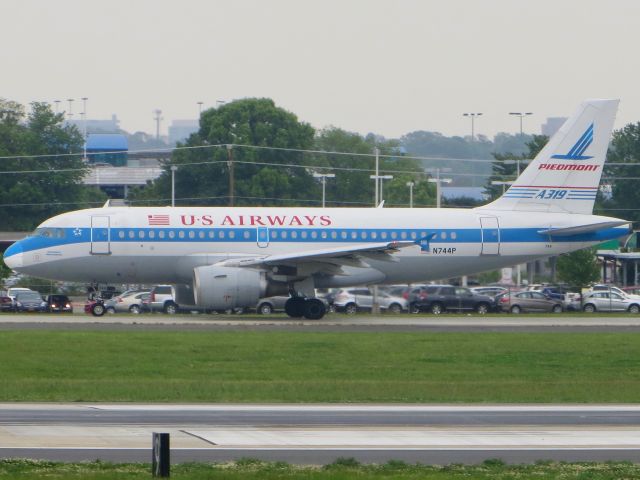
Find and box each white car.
[582,291,640,313]
[105,291,151,314]
[333,287,408,314]
[590,285,640,300]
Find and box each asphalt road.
[1,313,640,332]
[1,404,640,464]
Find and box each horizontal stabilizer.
[538,221,629,236]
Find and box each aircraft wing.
[537,221,630,236]
[218,241,415,269]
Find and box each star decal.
[73,228,82,237]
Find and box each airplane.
[3,99,630,319]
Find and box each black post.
[152,432,170,477]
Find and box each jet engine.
[193,265,286,310]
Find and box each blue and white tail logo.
[481,99,619,215]
[550,123,594,160]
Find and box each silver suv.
[333,287,408,314]
[149,285,178,314]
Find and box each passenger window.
[118,231,125,239]
[129,231,135,239]
[272,230,278,239]
[159,231,165,239]
[243,231,250,239]
[149,231,156,239]
[229,231,235,239]
[139,231,145,239]
[198,231,205,239]
[178,231,185,239]
[188,231,195,239]
[168,231,175,239]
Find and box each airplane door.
[480,217,500,255]
[91,216,111,255]
[257,227,269,248]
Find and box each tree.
[556,247,600,288]
[604,123,640,223]
[129,98,317,207]
[484,135,548,200]
[311,127,435,207]
[0,100,105,230]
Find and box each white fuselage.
[3,206,628,286]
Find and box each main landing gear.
[284,297,327,320]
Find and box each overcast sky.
[2,0,639,139]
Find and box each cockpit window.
[31,227,65,239]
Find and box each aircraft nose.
[3,241,23,270]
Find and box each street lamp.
[81,97,88,161]
[67,98,74,119]
[54,100,61,114]
[509,112,533,135]
[370,174,393,204]
[406,181,415,208]
[216,100,226,108]
[197,101,204,115]
[427,170,452,208]
[170,165,178,207]
[313,172,335,208]
[462,112,483,140]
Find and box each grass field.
[1,330,640,402]
[2,459,640,479]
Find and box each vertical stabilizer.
[483,99,618,214]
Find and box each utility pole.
[227,144,234,206]
[153,109,163,141]
[67,98,74,119]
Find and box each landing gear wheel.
[303,298,326,320]
[285,297,306,318]
[91,303,105,317]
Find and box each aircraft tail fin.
[483,99,619,214]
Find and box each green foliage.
[1,331,640,403]
[484,135,548,200]
[556,247,600,288]
[130,98,316,207]
[477,270,501,284]
[0,99,105,230]
[0,258,11,281]
[2,458,640,480]
[603,123,640,223]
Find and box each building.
[67,115,120,133]
[541,117,567,137]
[86,134,128,167]
[168,120,199,145]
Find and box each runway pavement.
[1,404,640,464]
[1,312,640,332]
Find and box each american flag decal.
[148,214,170,225]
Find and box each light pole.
[509,112,533,135]
[427,170,452,208]
[406,181,415,208]
[463,112,483,140]
[197,101,204,116]
[153,109,163,141]
[67,98,74,119]
[170,165,178,207]
[54,100,61,114]
[216,100,226,108]
[370,174,393,204]
[81,97,88,161]
[313,172,335,208]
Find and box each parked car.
[7,287,34,299]
[148,285,178,314]
[590,284,640,300]
[411,285,496,314]
[14,291,47,312]
[582,291,640,313]
[470,286,509,298]
[105,291,151,314]
[497,291,563,313]
[333,287,408,314]
[45,294,73,313]
[255,296,288,315]
[0,296,15,312]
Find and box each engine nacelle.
[193,265,272,310]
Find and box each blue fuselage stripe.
[7,225,626,257]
